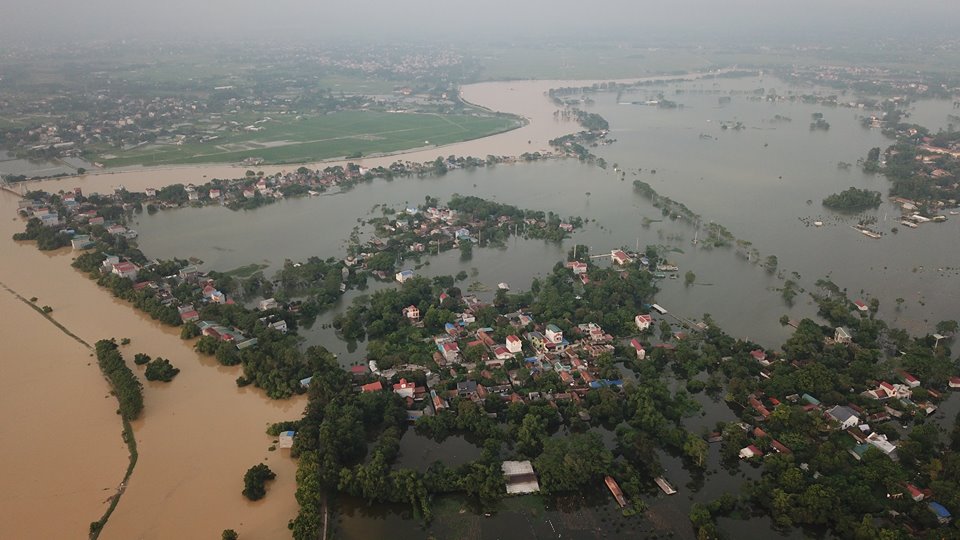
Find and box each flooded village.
[3,34,960,540]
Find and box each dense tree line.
[95,340,143,421]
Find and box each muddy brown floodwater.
[0,289,127,539]
[0,189,305,539]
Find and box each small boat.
[497,282,509,290]
[605,476,627,508]
[655,476,677,495]
[949,211,958,215]
[813,221,823,227]
[900,220,918,229]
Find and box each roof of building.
[361,381,383,393]
[827,405,858,423]
[929,502,952,518]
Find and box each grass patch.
[93,110,520,168]
[222,263,270,278]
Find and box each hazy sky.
[3,0,959,44]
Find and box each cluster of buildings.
[342,286,663,423]
[360,202,577,270]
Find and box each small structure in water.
[278,431,295,449]
[502,461,540,495]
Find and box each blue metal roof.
[929,502,952,518]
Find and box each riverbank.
[22,71,725,196]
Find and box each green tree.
[535,433,612,494]
[242,463,276,501]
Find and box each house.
[89,216,105,226]
[178,265,199,280]
[209,188,221,199]
[70,234,94,250]
[278,431,295,449]
[750,349,768,365]
[629,338,646,360]
[949,377,960,389]
[502,460,540,495]
[393,378,416,399]
[455,227,471,240]
[361,381,383,393]
[898,370,920,388]
[258,298,279,311]
[505,335,523,354]
[395,270,414,283]
[145,187,157,198]
[611,250,632,265]
[826,405,860,429]
[349,365,369,379]
[835,326,852,343]
[770,440,792,455]
[269,320,288,333]
[568,261,588,275]
[635,314,653,331]
[749,396,771,419]
[494,346,514,361]
[402,305,420,320]
[111,261,139,280]
[866,432,897,458]
[906,483,925,502]
[457,380,478,398]
[545,324,563,344]
[739,445,764,459]
[431,389,447,412]
[440,341,460,363]
[854,299,869,312]
[929,502,952,524]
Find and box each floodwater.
[0,289,127,539]
[0,189,305,539]
[5,73,960,538]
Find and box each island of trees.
[822,187,882,211]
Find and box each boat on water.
[604,476,627,508]
[654,476,677,495]
[950,211,959,215]
[851,225,881,239]
[900,220,918,229]
[814,221,823,227]
[498,282,509,290]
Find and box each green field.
[94,111,520,167]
